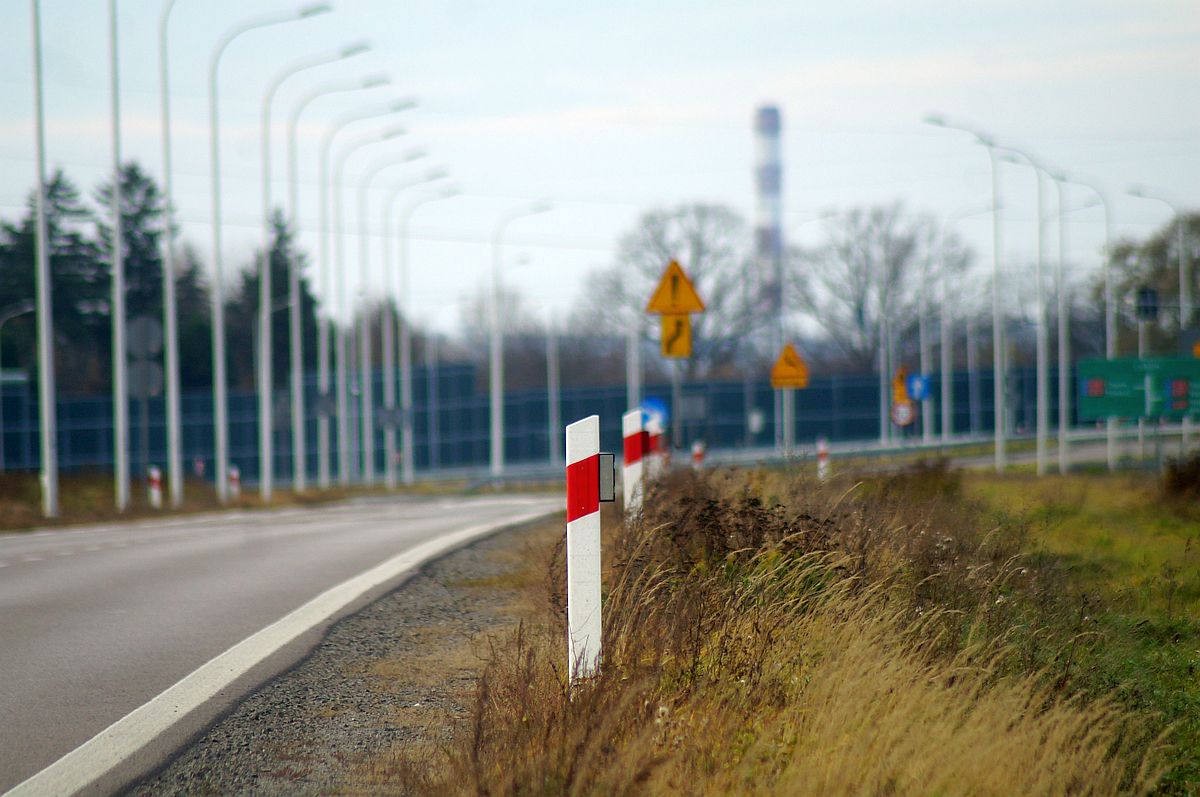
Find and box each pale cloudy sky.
[0,0,1196,334]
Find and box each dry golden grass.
[373,465,1163,796]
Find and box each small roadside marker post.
[816,437,831,482]
[147,465,163,509]
[228,464,240,500]
[621,409,644,513]
[646,416,663,479]
[565,415,615,679]
[691,440,705,470]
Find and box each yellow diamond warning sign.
[646,260,705,315]
[660,314,692,358]
[771,343,809,389]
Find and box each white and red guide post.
[565,415,603,678]
[817,436,831,482]
[621,409,645,512]
[645,416,663,479]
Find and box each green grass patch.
[965,472,1200,794]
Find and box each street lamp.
[490,201,553,479]
[1057,171,1116,471]
[1128,184,1192,450]
[286,75,389,492]
[158,0,183,507]
[258,41,370,503]
[208,3,331,503]
[331,124,409,485]
[109,0,130,510]
[316,101,414,487]
[925,114,1008,473]
[389,178,455,487]
[998,148,1054,475]
[938,204,995,444]
[354,150,428,486]
[28,0,57,517]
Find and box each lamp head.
[389,99,418,112]
[1127,185,1146,198]
[402,148,428,162]
[361,74,389,89]
[380,124,406,140]
[529,199,553,214]
[339,41,370,59]
[923,113,946,127]
[424,168,450,182]
[297,3,332,19]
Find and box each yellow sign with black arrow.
[771,343,809,389]
[661,314,692,358]
[646,259,705,359]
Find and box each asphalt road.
[0,494,559,793]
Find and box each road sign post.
[771,343,809,456]
[646,260,705,453]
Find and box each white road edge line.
[4,507,556,797]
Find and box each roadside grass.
[374,465,1172,795]
[0,470,480,532]
[963,470,1200,795]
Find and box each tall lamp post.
[1058,172,1116,471]
[925,114,1008,473]
[29,0,58,517]
[158,0,184,507]
[390,179,455,487]
[331,125,409,485]
[938,204,995,444]
[490,201,552,479]
[109,0,130,510]
[286,74,389,493]
[208,3,331,502]
[317,103,413,487]
[1128,185,1192,449]
[998,147,1054,475]
[258,42,369,503]
[354,151,427,486]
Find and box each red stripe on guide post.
[623,433,643,464]
[566,454,599,523]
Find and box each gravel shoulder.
[125,514,561,796]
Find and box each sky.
[0,0,1197,336]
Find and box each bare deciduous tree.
[790,201,973,371]
[574,203,767,378]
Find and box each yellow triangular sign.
[646,260,705,314]
[771,343,809,389]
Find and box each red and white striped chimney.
[565,415,602,678]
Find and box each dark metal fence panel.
[0,363,1063,478]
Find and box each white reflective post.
[565,415,601,679]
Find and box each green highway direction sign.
[1078,357,1200,421]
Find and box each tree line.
[0,163,323,396]
[2,167,1195,399]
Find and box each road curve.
[0,494,559,794]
